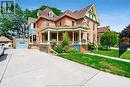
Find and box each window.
[41,33,44,42]
[33,35,36,42]
[72,21,76,26]
[93,15,96,21]
[60,21,62,26]
[48,11,54,17]
[30,36,32,42]
[87,20,89,25]
[87,33,89,40]
[93,23,95,30]
[46,20,50,27]
[33,23,36,28]
[93,34,96,42]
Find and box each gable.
[84,5,99,23]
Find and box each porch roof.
[38,24,89,33]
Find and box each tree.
[0,3,28,39]
[0,3,62,39]
[0,17,14,39]
[11,14,27,38]
[24,9,32,20]
[23,5,62,19]
[62,32,69,47]
[120,24,130,39]
[100,31,118,50]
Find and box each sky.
[15,0,130,32]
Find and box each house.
[0,36,12,48]
[28,17,37,49]
[97,26,110,44]
[28,4,100,53]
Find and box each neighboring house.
[0,36,12,47]
[28,17,37,48]
[28,4,100,52]
[97,26,110,44]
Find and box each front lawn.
[93,49,119,57]
[121,50,130,59]
[59,53,130,78]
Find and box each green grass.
[93,49,119,57]
[121,50,130,59]
[59,53,130,78]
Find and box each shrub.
[62,32,69,47]
[98,45,107,50]
[54,45,78,54]
[63,46,78,53]
[88,42,95,51]
[51,40,57,48]
[67,47,78,53]
[54,46,65,53]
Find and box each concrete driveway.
[0,49,130,87]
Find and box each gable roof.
[98,26,110,33]
[0,36,11,42]
[38,7,56,17]
[73,4,93,19]
[35,4,99,23]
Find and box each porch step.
[31,46,38,49]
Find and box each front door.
[33,35,36,44]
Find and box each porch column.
[47,30,50,45]
[41,33,44,43]
[57,31,59,44]
[79,30,81,45]
[72,31,74,44]
[86,32,88,44]
[40,33,42,43]
[32,35,33,43]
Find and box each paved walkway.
[0,49,130,87]
[87,53,130,63]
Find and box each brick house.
[28,4,100,52]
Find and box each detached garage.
[0,36,12,48]
[14,38,28,49]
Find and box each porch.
[39,29,88,45]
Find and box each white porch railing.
[40,41,88,45]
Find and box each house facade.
[28,4,100,52]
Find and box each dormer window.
[48,11,54,17]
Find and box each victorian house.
[28,4,100,52]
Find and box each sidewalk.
[87,53,130,63]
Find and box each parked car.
[0,43,4,56]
